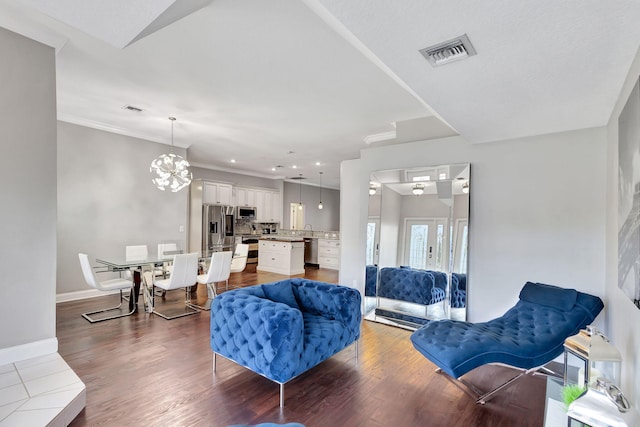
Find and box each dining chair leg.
[186,282,215,311]
[81,289,137,323]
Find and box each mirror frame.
[364,163,470,329]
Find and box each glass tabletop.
[95,255,173,269]
[95,246,234,269]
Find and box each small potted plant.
[562,384,587,410]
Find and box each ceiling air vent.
[122,105,143,112]
[419,34,476,67]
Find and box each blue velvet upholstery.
[210,278,361,384]
[378,267,447,305]
[262,281,300,310]
[450,273,467,308]
[410,282,604,379]
[365,265,378,297]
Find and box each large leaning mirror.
[364,163,470,329]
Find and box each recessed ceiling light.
[292,165,297,169]
[230,159,236,163]
[315,161,321,166]
[271,167,276,171]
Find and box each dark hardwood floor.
[57,264,546,427]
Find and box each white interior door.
[290,203,305,230]
[452,219,468,274]
[366,217,380,265]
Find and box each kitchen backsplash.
[235,219,278,235]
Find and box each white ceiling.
[2,0,640,189]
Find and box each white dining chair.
[230,243,249,274]
[125,245,148,261]
[156,243,179,277]
[189,251,233,310]
[78,253,135,323]
[150,252,200,319]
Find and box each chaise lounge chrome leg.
[213,353,217,372]
[471,371,527,404]
[82,289,137,323]
[436,366,540,405]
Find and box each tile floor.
[0,353,85,426]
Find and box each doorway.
[290,203,305,230]
[402,218,448,271]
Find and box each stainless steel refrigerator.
[202,204,235,252]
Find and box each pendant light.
[150,117,192,192]
[298,174,303,210]
[412,183,425,196]
[318,171,324,210]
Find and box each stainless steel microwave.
[237,206,257,219]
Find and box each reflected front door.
[403,218,447,271]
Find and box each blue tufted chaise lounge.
[210,278,361,407]
[411,281,603,404]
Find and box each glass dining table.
[95,246,234,312]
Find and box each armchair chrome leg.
[213,353,217,372]
[279,383,284,408]
[355,339,359,363]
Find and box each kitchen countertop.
[259,236,304,242]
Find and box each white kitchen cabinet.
[260,190,281,223]
[257,239,304,275]
[203,182,233,205]
[236,187,282,224]
[236,187,257,207]
[318,239,340,270]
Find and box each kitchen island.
[256,237,305,276]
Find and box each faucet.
[304,224,313,231]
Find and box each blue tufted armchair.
[210,278,361,407]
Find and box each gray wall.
[0,28,57,352]
[341,127,606,326]
[57,122,188,295]
[283,181,340,231]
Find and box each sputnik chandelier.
[150,117,192,192]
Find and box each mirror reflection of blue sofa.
[365,265,378,297]
[210,278,361,407]
[375,266,448,325]
[450,273,466,308]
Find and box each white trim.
[0,338,58,366]
[56,288,120,303]
[364,131,397,145]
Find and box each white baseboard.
[56,288,119,303]
[0,338,58,366]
